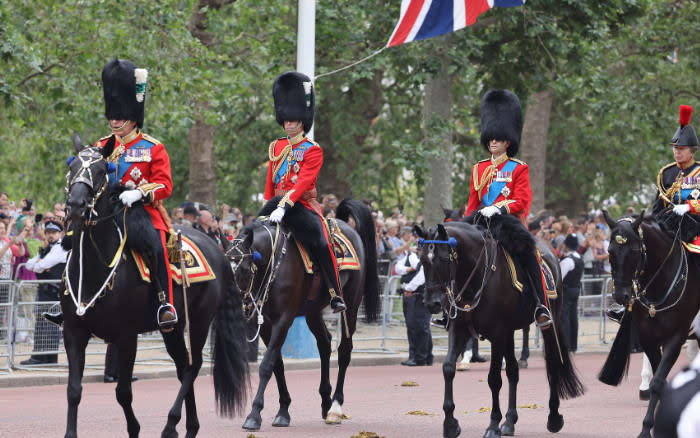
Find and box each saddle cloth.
[503,249,558,299]
[296,226,361,275]
[132,235,216,285]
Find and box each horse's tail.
[541,308,585,399]
[212,282,250,417]
[337,198,380,323]
[598,311,633,386]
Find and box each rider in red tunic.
[98,59,177,330]
[466,89,551,328]
[261,72,346,313]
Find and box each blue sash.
[109,138,154,184]
[274,141,312,184]
[482,160,518,206]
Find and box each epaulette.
[510,158,527,165]
[477,158,490,163]
[141,132,161,145]
[657,162,678,192]
[95,134,112,147]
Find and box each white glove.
[119,189,143,207]
[673,204,691,216]
[269,207,286,223]
[480,206,501,218]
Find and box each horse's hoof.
[272,414,290,427]
[483,428,501,438]
[242,415,261,431]
[518,359,528,369]
[639,389,650,401]
[443,419,461,438]
[160,429,178,438]
[456,362,470,371]
[500,423,515,436]
[547,413,564,433]
[325,412,343,424]
[636,431,652,438]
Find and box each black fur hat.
[480,89,523,157]
[102,59,148,129]
[671,105,699,147]
[273,72,315,134]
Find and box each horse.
[442,207,536,368]
[61,134,249,438]
[416,221,584,438]
[598,211,700,438]
[230,198,379,431]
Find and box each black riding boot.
[312,243,346,313]
[154,249,178,332]
[42,310,64,327]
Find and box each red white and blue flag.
[387,0,526,47]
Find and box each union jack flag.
[387,0,526,47]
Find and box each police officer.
[20,219,67,365]
[559,233,584,352]
[262,71,345,312]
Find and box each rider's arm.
[264,158,275,201]
[465,163,480,217]
[495,163,532,216]
[279,145,322,208]
[138,143,172,203]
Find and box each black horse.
[231,198,379,431]
[599,211,700,438]
[61,136,249,438]
[416,221,583,438]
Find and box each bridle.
[66,148,110,220]
[614,216,688,317]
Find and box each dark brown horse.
[416,221,583,438]
[599,211,700,438]
[231,198,379,431]
[62,137,249,438]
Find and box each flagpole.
[297,0,316,140]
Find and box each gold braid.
[476,164,497,201]
[269,140,292,180]
[664,173,684,205]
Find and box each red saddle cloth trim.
[132,235,216,285]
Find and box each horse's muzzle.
[612,283,632,306]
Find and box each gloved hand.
[673,204,691,216]
[269,207,286,223]
[480,206,501,218]
[119,189,143,207]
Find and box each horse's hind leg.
[243,316,294,431]
[484,337,505,438]
[443,320,469,438]
[638,333,684,438]
[63,327,90,438]
[519,325,530,368]
[305,310,333,421]
[500,331,519,436]
[115,338,141,438]
[328,306,358,424]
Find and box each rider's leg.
[312,216,345,312]
[519,254,552,329]
[155,230,177,330]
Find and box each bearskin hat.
[273,71,315,134]
[102,59,148,129]
[671,105,699,147]
[480,89,523,157]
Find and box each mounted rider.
[99,59,177,330]
[261,71,346,313]
[465,89,552,328]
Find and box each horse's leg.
[637,334,683,438]
[484,336,506,438]
[519,325,530,368]
[500,331,519,436]
[443,321,469,438]
[328,305,358,424]
[63,327,90,438]
[305,310,333,421]
[114,337,141,438]
[251,319,291,428]
[182,324,208,438]
[160,330,201,438]
[243,315,294,431]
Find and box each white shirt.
[25,240,68,273]
[395,251,425,292]
[560,251,581,280]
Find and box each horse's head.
[415,223,457,315]
[603,209,645,306]
[65,133,114,223]
[229,224,266,294]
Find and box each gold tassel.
[166,230,181,263]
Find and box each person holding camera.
[395,227,433,367]
[19,219,67,365]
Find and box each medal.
[293,163,300,173]
[501,186,511,198]
[692,189,700,200]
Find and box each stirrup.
[157,303,178,332]
[534,305,552,329]
[42,311,64,327]
[330,296,346,313]
[606,306,624,324]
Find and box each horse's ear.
[413,224,426,238]
[436,223,448,240]
[100,135,115,159]
[602,209,617,229]
[243,230,254,248]
[72,132,85,154]
[632,210,644,230]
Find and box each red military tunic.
[264,133,323,216]
[466,154,532,223]
[97,128,173,232]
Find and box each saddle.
[295,220,361,274]
[503,248,558,299]
[132,234,216,285]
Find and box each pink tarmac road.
[0,352,688,438]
